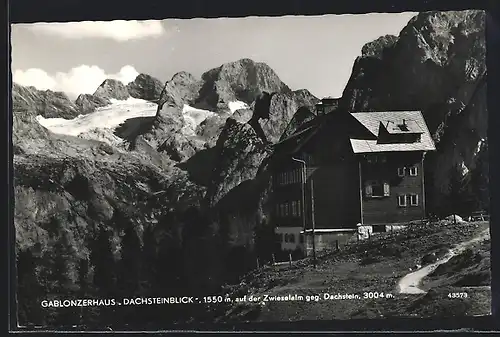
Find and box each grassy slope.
[214,221,491,322]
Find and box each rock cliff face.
[137,71,202,153]
[340,9,487,213]
[126,73,164,102]
[93,79,131,101]
[136,59,306,164]
[206,118,271,207]
[75,94,111,115]
[195,58,292,111]
[253,89,320,144]
[12,84,81,119]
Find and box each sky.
[10,13,417,100]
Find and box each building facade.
[271,104,436,255]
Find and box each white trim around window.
[409,194,419,206]
[409,166,418,176]
[397,167,406,177]
[397,194,407,207]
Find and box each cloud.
[22,20,165,41]
[12,68,57,91]
[13,65,140,99]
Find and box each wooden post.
[421,152,427,220]
[358,161,364,225]
[311,177,317,269]
[289,253,292,267]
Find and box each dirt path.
[397,228,490,294]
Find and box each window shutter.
[383,182,390,196]
[365,182,373,197]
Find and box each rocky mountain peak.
[158,71,201,109]
[93,78,131,101]
[126,73,164,102]
[361,34,399,59]
[75,93,111,115]
[171,71,199,84]
[12,84,80,119]
[195,58,291,111]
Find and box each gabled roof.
[349,111,436,154]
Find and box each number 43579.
[448,292,468,299]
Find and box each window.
[284,234,289,243]
[289,234,295,243]
[398,167,406,177]
[366,180,389,197]
[280,204,285,216]
[365,183,373,197]
[372,181,384,197]
[297,199,302,216]
[383,182,390,196]
[284,203,289,216]
[398,195,407,207]
[409,194,419,206]
[292,201,297,216]
[409,166,418,176]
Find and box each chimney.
[316,103,324,115]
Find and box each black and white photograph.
[11,8,491,329]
